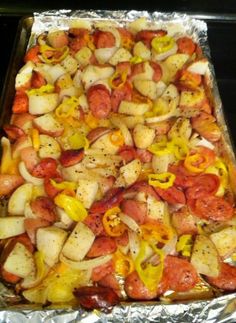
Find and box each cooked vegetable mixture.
[0,17,236,311]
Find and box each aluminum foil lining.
[1,9,236,323]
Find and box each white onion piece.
[119,212,141,234]
[19,161,44,186]
[162,235,178,256]
[60,254,112,270]
[94,47,117,64]
[128,231,140,261]
[152,42,178,61]
[196,137,215,150]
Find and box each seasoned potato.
[62,222,95,261]
[191,235,220,277]
[119,101,151,116]
[116,159,141,187]
[109,48,132,66]
[133,41,151,60]
[133,124,155,149]
[133,79,157,100]
[210,226,236,258]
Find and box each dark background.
[0,1,236,144]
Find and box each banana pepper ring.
[102,207,126,237]
[140,222,173,245]
[39,44,69,64]
[148,172,176,189]
[109,70,128,89]
[54,193,87,222]
[134,240,164,292]
[55,96,80,119]
[176,234,193,257]
[113,249,134,277]
[151,35,175,54]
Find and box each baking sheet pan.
[0,10,236,323]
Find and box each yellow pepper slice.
[108,70,128,89]
[176,234,193,257]
[140,222,173,245]
[40,44,69,64]
[68,132,89,150]
[27,84,55,96]
[0,137,19,175]
[151,35,175,54]
[50,179,77,191]
[167,137,189,160]
[134,240,164,292]
[84,112,99,129]
[102,207,126,237]
[54,193,87,222]
[109,130,124,147]
[55,96,80,119]
[184,153,206,173]
[31,128,40,152]
[113,249,134,277]
[148,172,176,189]
[130,56,143,64]
[148,138,170,156]
[206,159,228,187]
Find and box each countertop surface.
[0,3,236,144]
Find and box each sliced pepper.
[109,130,124,147]
[50,179,77,191]
[184,153,206,173]
[68,132,89,150]
[130,56,143,64]
[102,207,126,237]
[84,112,99,129]
[55,96,80,119]
[31,128,40,152]
[167,137,189,160]
[151,35,175,54]
[109,70,128,89]
[148,138,170,156]
[176,234,193,257]
[113,249,134,277]
[134,240,164,292]
[54,193,87,221]
[140,222,173,245]
[39,44,69,64]
[148,172,176,189]
[27,84,55,96]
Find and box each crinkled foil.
[1,9,236,323]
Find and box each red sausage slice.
[93,30,116,48]
[86,237,117,258]
[121,199,147,225]
[87,84,112,119]
[206,263,236,291]
[164,255,199,292]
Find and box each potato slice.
[61,55,78,75]
[152,153,175,173]
[133,41,151,60]
[133,79,157,100]
[0,217,25,239]
[3,242,35,278]
[33,113,64,137]
[109,48,132,66]
[191,235,220,277]
[164,53,189,81]
[116,159,141,187]
[91,132,119,155]
[39,134,61,159]
[36,226,68,267]
[15,61,34,90]
[81,65,114,90]
[76,179,99,209]
[75,47,93,66]
[210,226,236,258]
[28,93,59,115]
[133,124,155,149]
[121,115,145,129]
[8,183,33,215]
[62,222,95,261]
[119,101,150,116]
[94,47,117,64]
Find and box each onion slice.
[60,254,112,270]
[19,161,44,186]
[128,231,140,261]
[119,212,141,234]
